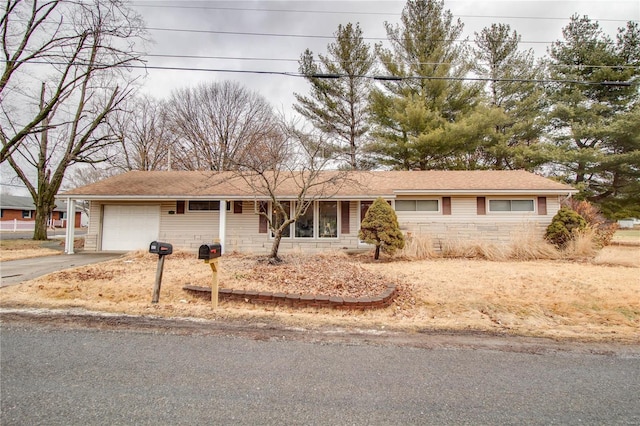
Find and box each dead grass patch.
[1,245,639,343]
[0,238,61,261]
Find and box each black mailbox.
[149,241,173,256]
[198,243,222,260]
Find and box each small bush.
[545,206,587,248]
[359,197,405,260]
[564,199,618,247]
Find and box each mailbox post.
[198,241,222,308]
[149,241,173,303]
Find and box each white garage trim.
[101,205,160,251]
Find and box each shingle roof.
[60,170,576,199]
[0,194,69,211]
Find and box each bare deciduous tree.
[108,95,173,171]
[1,0,145,240]
[165,81,280,171]
[232,122,356,262]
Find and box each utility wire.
[130,3,636,23]
[144,54,640,70]
[12,60,633,86]
[146,26,556,44]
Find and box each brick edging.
[183,284,398,310]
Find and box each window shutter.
[233,201,243,214]
[258,201,268,233]
[537,197,547,215]
[341,201,350,234]
[442,197,451,215]
[477,197,486,215]
[176,200,185,214]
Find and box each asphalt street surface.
[2,318,639,425]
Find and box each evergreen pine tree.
[359,198,405,260]
[294,23,375,169]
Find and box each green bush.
[359,197,405,260]
[545,206,588,248]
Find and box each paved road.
[0,253,122,286]
[1,321,639,425]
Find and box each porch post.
[64,198,76,255]
[218,199,226,254]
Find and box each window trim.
[487,198,536,213]
[22,210,32,219]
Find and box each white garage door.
[102,205,160,251]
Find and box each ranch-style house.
[59,170,577,255]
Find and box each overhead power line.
[144,54,640,70]
[130,3,636,23]
[146,26,555,44]
[12,60,633,86]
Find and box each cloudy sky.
[131,0,639,113]
[1,0,638,195]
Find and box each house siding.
[85,197,562,254]
[159,202,220,249]
[397,196,561,247]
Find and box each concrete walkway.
[0,253,123,287]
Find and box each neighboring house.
[59,170,577,254]
[617,218,640,229]
[0,194,82,228]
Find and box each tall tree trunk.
[269,231,283,262]
[374,245,381,260]
[33,206,50,240]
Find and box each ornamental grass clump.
[359,197,405,260]
[564,199,618,247]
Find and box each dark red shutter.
[477,197,486,215]
[258,201,268,233]
[341,201,350,234]
[537,197,547,215]
[176,200,185,214]
[442,197,451,215]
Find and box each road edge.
[2,307,639,358]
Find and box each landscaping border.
[183,284,398,310]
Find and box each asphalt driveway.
[0,253,123,287]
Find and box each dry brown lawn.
[1,245,638,343]
[0,238,61,261]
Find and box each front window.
[188,200,231,211]
[395,199,439,212]
[272,201,291,238]
[318,201,337,238]
[489,199,534,212]
[22,210,32,219]
[295,202,314,238]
